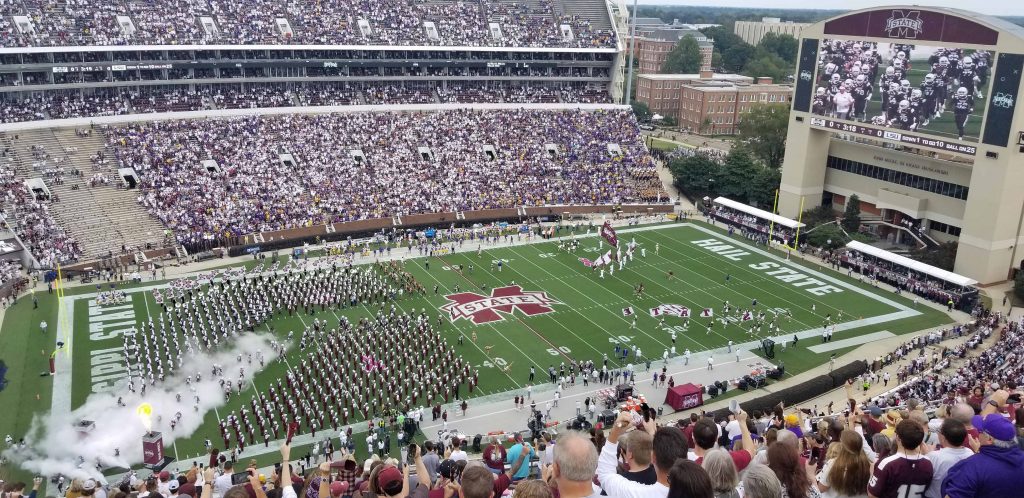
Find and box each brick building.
[637,29,713,73]
[636,72,792,135]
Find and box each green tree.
[661,35,703,74]
[668,154,719,199]
[699,26,748,55]
[1014,269,1024,302]
[631,101,652,122]
[757,32,799,64]
[748,167,781,208]
[711,50,723,70]
[910,242,958,272]
[805,223,849,249]
[842,194,861,232]
[722,44,755,73]
[717,150,757,202]
[700,116,713,134]
[661,115,678,127]
[735,103,790,169]
[742,50,792,83]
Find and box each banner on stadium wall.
[982,53,1024,148]
[793,38,819,113]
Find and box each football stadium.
[1,2,1023,498]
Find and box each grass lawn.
[0,222,952,484]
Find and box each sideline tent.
[713,197,804,229]
[664,383,704,411]
[845,240,977,287]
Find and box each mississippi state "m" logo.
[884,10,924,39]
[441,285,561,324]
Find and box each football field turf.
[0,221,953,479]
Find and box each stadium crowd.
[0,84,611,123]
[0,162,81,266]
[838,250,977,310]
[0,0,616,48]
[104,109,661,249]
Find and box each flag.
[579,257,593,267]
[741,311,753,321]
[649,307,663,317]
[678,307,690,318]
[649,304,688,317]
[622,307,634,317]
[594,250,613,267]
[700,308,714,318]
[600,221,618,247]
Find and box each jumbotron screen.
[808,39,998,155]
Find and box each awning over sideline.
[845,240,978,287]
[712,197,805,229]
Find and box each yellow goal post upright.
[54,263,70,357]
[768,189,805,253]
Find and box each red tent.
[664,383,704,411]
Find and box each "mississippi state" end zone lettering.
[691,239,843,296]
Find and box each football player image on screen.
[888,100,918,131]
[956,56,983,99]
[812,87,828,116]
[919,73,940,124]
[952,87,974,140]
[851,74,871,121]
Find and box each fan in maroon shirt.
[867,420,933,498]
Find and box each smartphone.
[230,471,250,486]
[286,422,299,444]
[629,410,643,428]
[407,443,417,464]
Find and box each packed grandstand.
[2,4,1023,498]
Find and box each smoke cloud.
[3,334,276,484]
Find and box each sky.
[636,0,1024,18]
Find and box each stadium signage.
[691,239,844,296]
[441,285,561,324]
[823,9,998,45]
[808,118,977,156]
[86,297,138,394]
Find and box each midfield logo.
[441,285,561,324]
[884,10,923,39]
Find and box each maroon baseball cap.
[330,481,349,497]
[377,466,403,496]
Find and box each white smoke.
[3,334,276,484]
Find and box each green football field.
[0,221,953,482]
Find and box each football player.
[888,100,917,131]
[884,82,905,121]
[952,87,974,140]
[919,74,940,125]
[957,56,983,99]
[851,74,872,121]
[908,89,926,128]
[812,87,829,116]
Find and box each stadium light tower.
[624,0,638,106]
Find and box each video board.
[807,40,996,155]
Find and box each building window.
[825,156,969,200]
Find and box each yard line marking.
[456,249,625,365]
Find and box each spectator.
[942,411,1024,498]
[507,436,535,481]
[923,419,971,498]
[741,464,783,498]
[422,442,440,483]
[692,411,755,471]
[867,420,932,498]
[598,411,688,498]
[766,443,818,498]
[815,430,871,498]
[666,460,713,498]
[511,480,552,498]
[619,430,658,485]
[700,449,740,498]
[551,431,600,498]
[483,437,507,474]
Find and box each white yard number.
[482,357,508,368]
[441,266,453,271]
[668,325,687,333]
[607,335,632,344]
[537,253,557,258]
[546,346,572,356]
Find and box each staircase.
[554,0,612,30]
[2,128,171,261]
